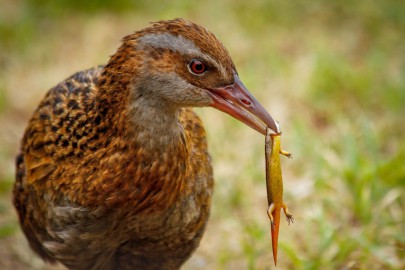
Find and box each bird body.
[14,19,278,269]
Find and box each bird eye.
[188,59,207,75]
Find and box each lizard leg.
[281,202,294,225]
[267,203,275,229]
[280,149,292,159]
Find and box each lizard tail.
[271,207,281,266]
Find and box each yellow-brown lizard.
[265,126,294,266]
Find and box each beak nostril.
[241,99,251,106]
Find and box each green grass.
[0,0,404,269]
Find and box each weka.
[13,18,278,270]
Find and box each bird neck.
[128,88,185,152]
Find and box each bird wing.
[12,67,120,268]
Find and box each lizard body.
[265,127,293,266]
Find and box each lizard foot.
[282,203,294,225]
[286,214,294,225]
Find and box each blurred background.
[0,0,404,269]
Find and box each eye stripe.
[138,33,227,78]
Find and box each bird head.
[109,19,278,135]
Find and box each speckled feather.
[12,18,243,270]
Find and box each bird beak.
[208,73,278,135]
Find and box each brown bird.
[13,19,278,270]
